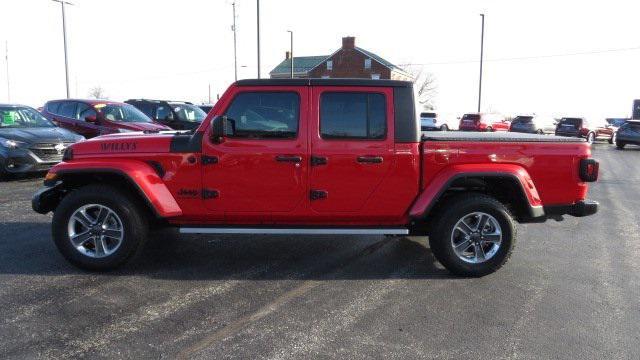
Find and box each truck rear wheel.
[429,193,516,277]
[52,184,148,271]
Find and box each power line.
[400,45,640,67]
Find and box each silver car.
[509,115,556,134]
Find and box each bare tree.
[402,65,438,110]
[87,86,107,99]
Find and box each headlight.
[118,128,134,133]
[2,139,26,149]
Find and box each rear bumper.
[544,200,599,218]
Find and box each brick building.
[269,36,413,81]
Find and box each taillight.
[579,158,599,182]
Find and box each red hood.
[115,122,172,131]
[70,131,178,155]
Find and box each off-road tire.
[52,184,148,271]
[616,140,625,150]
[429,193,517,277]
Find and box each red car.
[41,99,171,138]
[32,79,598,277]
[459,113,510,132]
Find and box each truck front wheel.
[429,194,516,277]
[52,184,148,271]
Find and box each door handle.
[275,155,302,163]
[357,156,383,164]
[310,156,327,166]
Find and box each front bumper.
[32,182,64,214]
[544,200,599,218]
[1,146,64,174]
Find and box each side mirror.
[210,116,235,143]
[85,115,97,123]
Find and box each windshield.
[462,114,480,121]
[420,112,436,118]
[98,103,152,123]
[0,106,55,128]
[170,103,207,123]
[512,116,534,124]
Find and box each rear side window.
[46,102,61,114]
[58,102,77,118]
[131,102,155,118]
[320,92,386,140]
[224,92,299,139]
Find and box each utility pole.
[208,83,212,103]
[287,30,293,78]
[5,41,9,102]
[52,0,73,98]
[256,0,261,78]
[232,2,238,81]
[478,13,485,113]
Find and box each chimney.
[285,51,291,59]
[342,36,355,49]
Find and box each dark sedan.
[0,104,84,178]
[615,120,640,149]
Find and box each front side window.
[76,103,97,120]
[46,102,61,114]
[156,105,173,121]
[170,103,207,123]
[224,92,299,139]
[99,104,152,123]
[320,92,386,140]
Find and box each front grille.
[29,142,73,162]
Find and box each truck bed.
[422,131,585,143]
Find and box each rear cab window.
[559,118,583,128]
[320,92,386,140]
[224,92,300,139]
[512,116,533,124]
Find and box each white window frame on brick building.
[364,58,372,69]
[326,60,333,70]
[371,74,380,80]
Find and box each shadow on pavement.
[0,222,453,280]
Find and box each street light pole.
[232,2,238,81]
[478,13,485,113]
[256,0,261,78]
[287,30,293,78]
[5,41,9,102]
[52,0,73,98]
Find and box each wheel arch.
[409,167,544,224]
[40,163,182,219]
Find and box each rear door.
[201,87,308,223]
[309,87,394,214]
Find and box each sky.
[0,0,639,119]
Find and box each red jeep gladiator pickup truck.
[32,79,599,276]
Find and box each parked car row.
[421,111,637,147]
[0,97,214,178]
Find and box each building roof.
[269,55,329,76]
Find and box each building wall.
[308,48,392,79]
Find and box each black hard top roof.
[234,78,413,88]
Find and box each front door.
[201,87,308,223]
[309,87,395,214]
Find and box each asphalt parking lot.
[0,143,638,359]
